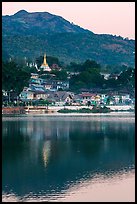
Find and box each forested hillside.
[2,10,135,68]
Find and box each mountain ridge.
[2,10,135,67]
[2,10,91,35]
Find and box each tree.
[67,62,82,72]
[118,67,134,86]
[105,78,118,89]
[50,70,68,81]
[119,96,122,104]
[69,64,104,91]
[81,59,101,71]
[106,97,110,105]
[87,101,91,107]
[2,61,31,94]
[117,67,135,93]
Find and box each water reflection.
[42,141,51,167]
[2,115,135,201]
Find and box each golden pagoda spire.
[43,53,48,66]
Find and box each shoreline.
[2,105,135,116]
[2,111,135,118]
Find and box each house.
[47,91,73,105]
[50,63,62,71]
[72,94,82,105]
[33,91,48,100]
[42,80,69,91]
[100,72,110,80]
[29,84,46,91]
[2,90,9,103]
[79,92,96,105]
[29,77,44,85]
[19,88,35,101]
[31,73,39,79]
[108,73,121,80]
[19,84,49,101]
[67,71,80,79]
[112,95,120,104]
[121,94,131,104]
[43,82,53,90]
[2,90,19,103]
[52,80,69,90]
[20,89,49,101]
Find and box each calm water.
[2,114,135,202]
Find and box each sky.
[2,2,135,40]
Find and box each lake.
[2,113,135,202]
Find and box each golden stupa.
[40,53,51,72]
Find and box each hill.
[2,10,135,67]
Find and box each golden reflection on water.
[2,170,135,202]
[42,141,51,167]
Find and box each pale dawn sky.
[2,2,135,40]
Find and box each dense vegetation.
[58,107,111,113]
[2,10,135,67]
[2,61,31,94]
[69,59,135,93]
[70,66,103,90]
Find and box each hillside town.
[2,53,135,114]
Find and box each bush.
[58,107,111,113]
[91,106,111,113]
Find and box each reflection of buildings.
[56,126,70,139]
[19,120,71,168]
[20,120,70,140]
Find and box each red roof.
[80,93,96,97]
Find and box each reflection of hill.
[2,117,135,198]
